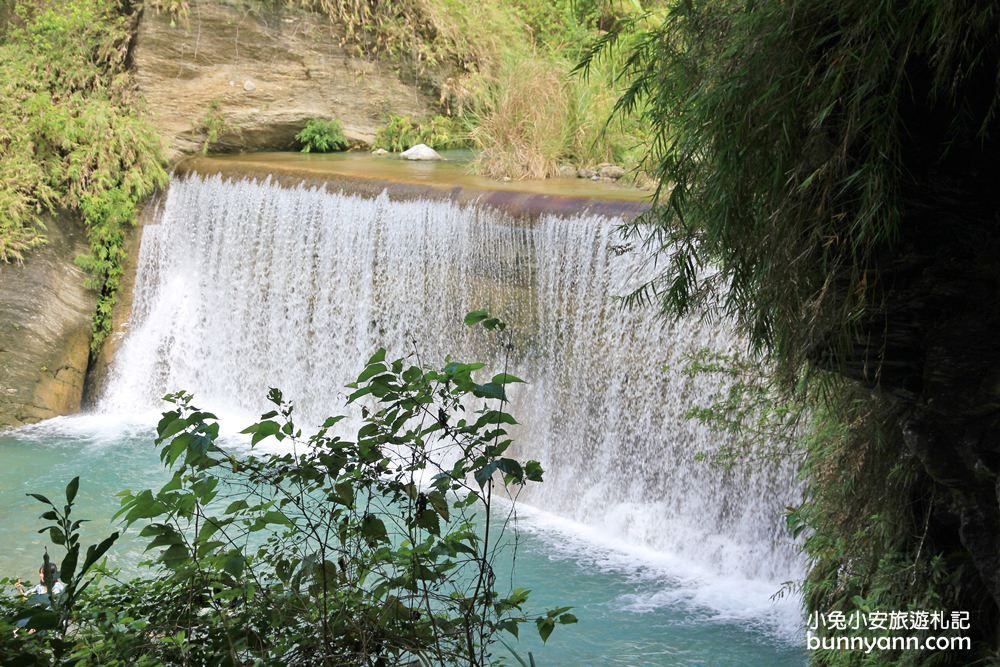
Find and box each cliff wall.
[134,0,434,161]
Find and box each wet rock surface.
[0,214,95,428]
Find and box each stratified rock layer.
[0,214,95,428]
[134,0,433,161]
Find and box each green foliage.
[295,118,349,153]
[470,53,649,179]
[678,351,996,663]
[283,0,651,178]
[0,0,167,347]
[197,100,228,155]
[468,58,570,179]
[511,0,634,60]
[0,313,573,664]
[679,348,805,470]
[0,478,119,664]
[606,3,1000,660]
[146,0,190,21]
[599,0,1000,367]
[794,392,995,665]
[149,0,654,180]
[285,0,643,83]
[287,0,521,85]
[374,114,469,152]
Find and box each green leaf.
[160,544,191,568]
[156,410,180,437]
[416,508,440,534]
[120,490,167,523]
[428,491,450,521]
[475,410,518,427]
[473,383,506,400]
[158,417,188,442]
[367,348,386,365]
[225,499,249,514]
[500,619,520,638]
[23,610,59,631]
[222,553,245,579]
[357,362,387,383]
[81,532,120,574]
[26,493,52,506]
[164,432,193,465]
[464,309,489,326]
[243,420,281,446]
[334,481,354,508]
[536,617,555,643]
[361,515,388,543]
[261,511,293,527]
[347,386,373,402]
[60,546,79,586]
[491,373,525,385]
[65,476,80,504]
[497,458,524,482]
[474,461,499,487]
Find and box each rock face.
[0,214,96,428]
[399,143,442,161]
[134,0,434,161]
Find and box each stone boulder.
[134,1,434,161]
[598,164,626,180]
[400,143,443,161]
[0,214,96,428]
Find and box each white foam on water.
[5,413,157,450]
[95,172,805,633]
[509,501,804,643]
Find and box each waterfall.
[100,172,803,589]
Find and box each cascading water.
[99,172,803,636]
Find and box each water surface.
[0,416,806,666]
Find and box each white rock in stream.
[400,143,442,161]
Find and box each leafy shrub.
[602,0,1000,659]
[0,477,120,663]
[0,312,574,665]
[0,0,166,347]
[295,118,350,153]
[197,100,228,155]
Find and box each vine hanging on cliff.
[0,0,167,349]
